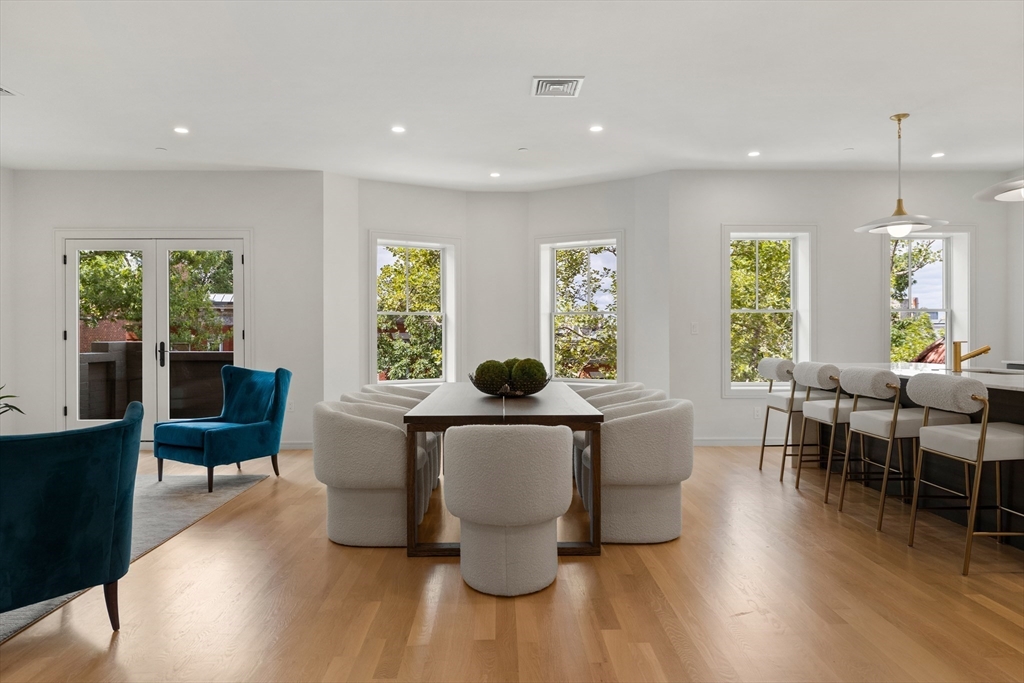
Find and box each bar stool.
[906,374,1024,575]
[756,358,832,471]
[793,363,891,498]
[840,367,970,530]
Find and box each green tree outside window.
[729,239,794,383]
[553,245,617,379]
[376,246,443,381]
[889,239,945,362]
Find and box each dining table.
[403,381,604,557]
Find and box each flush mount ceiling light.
[173,127,188,134]
[973,175,1024,202]
[748,151,760,157]
[931,152,945,158]
[855,113,948,237]
[589,125,603,132]
[391,125,406,133]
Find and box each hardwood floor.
[1,446,1021,682]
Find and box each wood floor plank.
[0,446,1021,683]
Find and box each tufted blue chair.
[154,366,291,491]
[0,402,144,630]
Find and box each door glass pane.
[167,250,234,418]
[77,250,143,420]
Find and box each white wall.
[1,170,324,446]
[0,168,16,434]
[668,170,1013,443]
[2,167,1017,447]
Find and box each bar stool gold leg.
[963,462,985,576]
[794,416,810,487]
[758,407,771,470]
[996,461,1003,542]
[859,434,867,482]
[876,433,897,531]
[908,443,927,547]
[820,419,839,500]
[837,425,856,510]
[897,439,906,500]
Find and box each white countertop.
[833,362,1024,393]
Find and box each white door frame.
[57,229,252,440]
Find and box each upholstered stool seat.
[850,407,968,440]
[920,422,1024,462]
[802,397,891,424]
[765,389,833,412]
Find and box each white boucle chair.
[443,425,573,596]
[340,392,440,489]
[839,367,969,529]
[572,389,667,489]
[571,382,644,400]
[580,399,694,543]
[756,357,833,471]
[313,401,430,547]
[792,362,891,492]
[906,374,1024,575]
[363,383,436,400]
[587,388,661,409]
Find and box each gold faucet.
[951,341,991,372]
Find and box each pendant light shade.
[973,176,1024,202]
[855,114,948,235]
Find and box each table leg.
[406,428,418,556]
[591,425,602,553]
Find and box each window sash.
[549,241,618,380]
[375,245,443,316]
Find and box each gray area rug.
[0,473,268,642]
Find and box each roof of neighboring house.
[913,337,946,364]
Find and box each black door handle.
[157,341,166,367]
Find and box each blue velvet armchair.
[154,366,291,491]
[0,402,144,631]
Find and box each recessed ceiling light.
[518,147,528,152]
[589,125,603,132]
[173,127,188,134]
[931,152,945,158]
[748,151,760,157]
[843,147,855,152]
[490,172,501,178]
[155,147,167,151]
[391,126,406,133]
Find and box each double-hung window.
[375,242,445,381]
[729,238,795,383]
[889,237,948,363]
[541,240,619,380]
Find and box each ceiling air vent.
[532,77,584,97]
[0,86,17,96]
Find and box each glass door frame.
[59,230,250,442]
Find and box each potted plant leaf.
[0,385,24,415]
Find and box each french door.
[64,238,245,441]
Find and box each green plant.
[0,385,24,416]
[511,358,547,385]
[503,358,521,375]
[474,360,509,385]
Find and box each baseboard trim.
[695,437,764,447]
[281,441,313,450]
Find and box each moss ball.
[511,358,547,385]
[503,358,522,375]
[475,360,509,385]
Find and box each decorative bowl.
[469,373,551,397]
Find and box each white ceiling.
[1,1,1022,191]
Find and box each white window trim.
[880,229,974,370]
[368,232,460,385]
[721,224,817,398]
[536,232,625,383]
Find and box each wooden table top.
[403,382,603,427]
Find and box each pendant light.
[855,113,948,236]
[973,175,1024,202]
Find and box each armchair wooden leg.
[103,581,119,631]
[271,454,280,477]
[236,462,241,470]
[157,458,163,482]
[207,467,214,492]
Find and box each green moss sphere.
[511,358,547,386]
[503,358,522,375]
[475,360,509,385]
